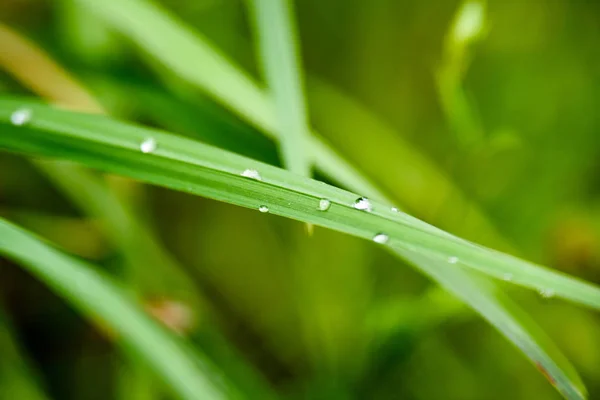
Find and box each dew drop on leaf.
[373,233,389,244]
[447,256,459,264]
[391,207,399,213]
[241,168,262,181]
[140,137,157,153]
[354,197,372,212]
[258,205,269,213]
[11,108,32,126]
[318,199,331,211]
[539,288,555,299]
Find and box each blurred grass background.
[1,0,600,399]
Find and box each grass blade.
[74,0,275,131]
[0,26,282,399]
[71,0,389,198]
[0,99,598,310]
[0,20,204,315]
[248,0,311,176]
[36,161,204,308]
[398,250,586,399]
[437,0,487,147]
[0,24,102,113]
[0,99,594,398]
[0,217,237,400]
[68,0,509,249]
[306,77,513,251]
[0,308,50,400]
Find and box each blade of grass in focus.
[0,218,237,400]
[0,100,598,313]
[0,99,595,398]
[248,0,311,176]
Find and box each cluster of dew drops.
[9,106,160,155]
[3,107,409,250]
[237,167,558,299]
[240,168,395,245]
[4,110,558,300]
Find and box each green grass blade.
[0,99,598,310]
[248,0,311,176]
[35,160,204,308]
[67,0,507,249]
[306,77,513,251]
[0,308,50,400]
[0,217,237,400]
[0,26,282,398]
[73,0,275,132]
[0,100,595,398]
[437,0,487,147]
[398,250,586,399]
[71,0,388,198]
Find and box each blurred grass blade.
[0,218,235,400]
[0,308,50,400]
[248,0,311,176]
[0,20,203,312]
[69,0,507,251]
[71,0,388,199]
[73,0,274,132]
[0,22,200,400]
[307,77,512,251]
[36,161,204,308]
[0,27,280,400]
[398,250,586,399]
[0,24,102,113]
[437,0,487,147]
[0,99,599,311]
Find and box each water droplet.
[318,199,331,211]
[258,205,269,213]
[353,197,372,212]
[11,108,32,126]
[502,273,513,281]
[539,288,555,299]
[447,256,459,264]
[391,207,399,213]
[140,138,157,153]
[373,233,389,244]
[241,168,262,181]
